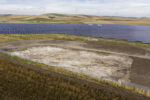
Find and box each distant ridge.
[0,13,150,26]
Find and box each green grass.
[0,33,150,49]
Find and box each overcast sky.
[0,0,150,17]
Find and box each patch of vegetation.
[97,37,150,49]
[0,34,150,49]
[0,53,138,100]
[0,52,150,99]
[25,18,50,22]
[11,18,26,20]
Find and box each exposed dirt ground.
[0,39,150,59]
[131,57,150,87]
[11,46,133,82]
[0,40,150,88]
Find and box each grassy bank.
[0,53,137,100]
[0,51,150,99]
[0,33,150,49]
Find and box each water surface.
[0,23,150,43]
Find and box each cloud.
[0,0,150,17]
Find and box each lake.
[0,23,150,43]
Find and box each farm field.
[0,13,150,26]
[0,34,150,100]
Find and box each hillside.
[0,13,150,25]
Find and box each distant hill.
[0,13,150,26]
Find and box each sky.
[0,0,150,17]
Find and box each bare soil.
[0,39,150,59]
[130,57,150,87]
[11,46,133,81]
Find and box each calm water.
[0,23,150,43]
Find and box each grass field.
[0,13,150,26]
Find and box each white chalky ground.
[11,46,133,81]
